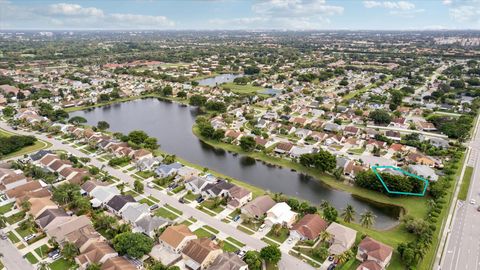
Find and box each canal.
[71,98,400,229]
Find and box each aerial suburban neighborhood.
[0,1,479,270]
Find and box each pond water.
[71,98,400,229]
[197,73,242,87]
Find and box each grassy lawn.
[261,237,280,247]
[196,206,217,216]
[164,204,183,215]
[237,225,255,235]
[49,258,76,270]
[337,258,360,270]
[458,166,474,201]
[183,192,197,202]
[200,200,225,213]
[124,190,140,197]
[6,211,26,224]
[139,198,154,206]
[266,227,290,243]
[193,228,213,238]
[226,237,245,247]
[154,208,179,220]
[0,202,14,215]
[7,231,20,243]
[222,241,238,252]
[148,195,160,203]
[221,82,264,95]
[15,227,36,238]
[172,184,186,194]
[203,225,219,234]
[34,244,51,258]
[136,171,155,179]
[24,252,38,264]
[0,128,52,160]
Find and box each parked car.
[196,196,205,203]
[1,233,7,240]
[477,206,480,212]
[23,234,35,242]
[178,198,185,204]
[259,224,266,231]
[470,199,476,205]
[147,182,155,188]
[210,235,216,241]
[233,215,241,222]
[48,249,61,260]
[150,204,160,211]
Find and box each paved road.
[0,121,315,270]
[439,115,480,270]
[0,231,34,270]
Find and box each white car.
[259,224,266,231]
[470,199,476,205]
[147,182,155,188]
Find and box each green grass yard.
[154,207,179,220]
[458,166,474,201]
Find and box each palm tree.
[341,204,356,223]
[272,223,282,237]
[320,200,331,210]
[318,230,332,243]
[21,200,31,211]
[335,250,353,265]
[360,210,376,228]
[37,261,50,270]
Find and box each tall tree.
[260,245,282,265]
[341,204,356,223]
[360,210,376,228]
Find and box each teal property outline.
[371,165,429,196]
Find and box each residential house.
[121,203,150,224]
[186,177,212,194]
[136,157,161,172]
[356,237,393,270]
[105,195,136,216]
[134,216,170,238]
[89,186,121,208]
[326,222,357,255]
[206,252,248,270]
[75,241,118,270]
[155,162,183,178]
[264,202,297,227]
[202,180,235,198]
[35,208,69,229]
[46,215,92,244]
[227,185,252,209]
[408,164,439,182]
[241,195,276,219]
[27,197,58,219]
[274,142,294,154]
[159,224,198,253]
[101,256,137,270]
[182,238,222,270]
[290,214,328,241]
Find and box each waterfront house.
[326,222,357,255]
[356,237,393,270]
[408,164,439,182]
[290,214,328,241]
[155,162,183,178]
[241,195,276,219]
[264,202,297,228]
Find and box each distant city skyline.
[1,0,479,30]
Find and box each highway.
[439,115,480,270]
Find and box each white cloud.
[363,1,415,10]
[48,3,104,17]
[447,0,480,23]
[0,1,175,29]
[209,0,343,29]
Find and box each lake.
[71,98,400,229]
[197,74,242,86]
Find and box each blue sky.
[1,0,479,30]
